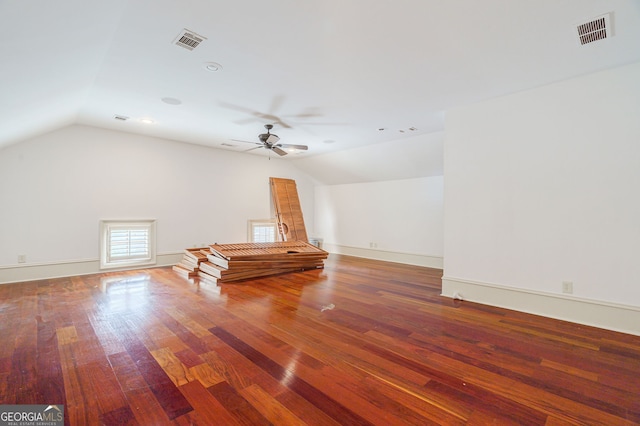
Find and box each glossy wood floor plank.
[1,254,639,425]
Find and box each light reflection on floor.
[99,274,151,312]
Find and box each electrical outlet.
[18,254,26,263]
[562,281,573,294]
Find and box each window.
[100,220,156,269]
[248,220,278,243]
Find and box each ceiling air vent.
[576,13,611,45]
[173,29,206,51]
[113,115,129,121]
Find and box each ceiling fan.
[234,124,308,156]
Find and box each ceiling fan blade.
[271,147,288,156]
[278,144,308,151]
[234,117,261,125]
[273,119,292,129]
[267,95,285,114]
[245,146,265,152]
[231,139,262,146]
[219,101,257,114]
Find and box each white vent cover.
[173,29,206,51]
[576,13,611,45]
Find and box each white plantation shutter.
[253,224,276,243]
[100,220,156,269]
[108,226,150,262]
[248,220,277,243]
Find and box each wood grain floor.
[1,254,639,425]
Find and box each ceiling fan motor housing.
[259,125,280,144]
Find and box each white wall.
[443,62,640,334]
[292,131,444,185]
[0,125,316,277]
[315,176,443,267]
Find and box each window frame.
[100,219,157,269]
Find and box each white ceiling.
[1,0,639,158]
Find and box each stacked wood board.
[172,247,210,279]
[193,241,328,283]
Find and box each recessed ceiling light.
[161,97,182,105]
[140,118,155,124]
[204,62,223,72]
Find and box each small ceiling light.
[323,139,335,144]
[161,97,182,105]
[409,127,418,131]
[204,62,223,72]
[140,118,155,124]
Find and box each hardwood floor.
[1,254,639,425]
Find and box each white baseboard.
[442,276,640,336]
[323,243,443,269]
[0,252,183,284]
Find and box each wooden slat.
[207,254,324,270]
[199,262,312,282]
[172,264,197,278]
[183,247,210,263]
[182,241,330,283]
[270,177,309,242]
[209,241,326,260]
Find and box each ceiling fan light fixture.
[266,134,279,143]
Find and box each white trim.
[442,275,640,336]
[323,243,443,269]
[0,252,183,285]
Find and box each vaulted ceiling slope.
[1,0,639,158]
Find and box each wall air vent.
[173,29,206,51]
[576,13,611,45]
